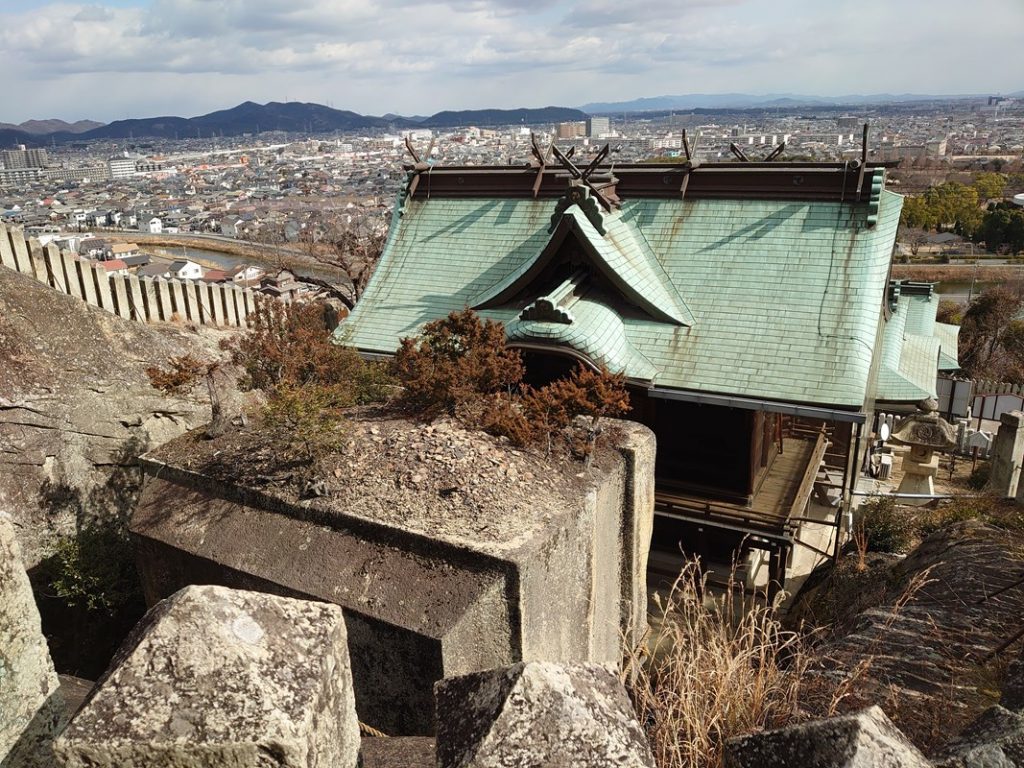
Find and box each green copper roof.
[340,189,904,408]
[875,288,957,402]
[507,296,659,382]
[935,322,960,371]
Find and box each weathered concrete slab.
[168,278,187,321]
[435,661,655,768]
[10,225,30,272]
[92,266,114,313]
[0,513,62,767]
[54,584,359,768]
[934,705,1024,768]
[725,706,930,768]
[130,418,656,735]
[0,222,16,270]
[27,239,47,284]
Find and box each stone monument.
[889,398,956,505]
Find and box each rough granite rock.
[1003,651,1024,713]
[0,264,234,566]
[53,584,359,768]
[434,661,655,768]
[361,737,436,768]
[806,521,1024,726]
[934,706,1024,768]
[725,706,931,768]
[0,512,62,767]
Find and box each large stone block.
[53,584,359,768]
[435,661,655,768]
[129,418,655,735]
[0,512,62,767]
[725,706,930,768]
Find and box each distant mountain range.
[3,92,1019,147]
[0,102,588,146]
[0,118,104,135]
[579,91,1024,113]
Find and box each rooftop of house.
[339,160,903,411]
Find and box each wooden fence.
[0,222,259,328]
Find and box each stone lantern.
[890,399,956,504]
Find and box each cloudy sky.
[1,0,1021,123]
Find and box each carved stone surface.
[434,662,655,768]
[725,706,930,768]
[890,412,956,451]
[54,584,359,768]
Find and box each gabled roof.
[474,194,693,327]
[340,166,902,409]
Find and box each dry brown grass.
[624,558,947,767]
[624,561,811,768]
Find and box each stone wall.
[128,418,656,735]
[0,222,258,328]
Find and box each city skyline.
[0,0,1022,124]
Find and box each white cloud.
[0,0,1020,122]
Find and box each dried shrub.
[857,497,915,553]
[625,560,810,768]
[394,309,631,456]
[393,308,523,417]
[145,354,205,395]
[146,355,229,438]
[915,493,1024,537]
[261,383,349,462]
[229,297,390,401]
[224,298,392,459]
[967,462,991,490]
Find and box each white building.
[144,217,162,234]
[167,259,203,280]
[108,157,136,179]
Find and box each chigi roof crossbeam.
[402,159,894,206]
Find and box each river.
[140,244,345,284]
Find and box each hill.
[73,101,397,140]
[0,102,591,145]
[579,92,1000,114]
[418,106,587,128]
[0,119,104,135]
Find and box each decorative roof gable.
[474,187,694,327]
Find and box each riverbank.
[99,231,343,284]
[100,231,302,262]
[891,264,1024,283]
